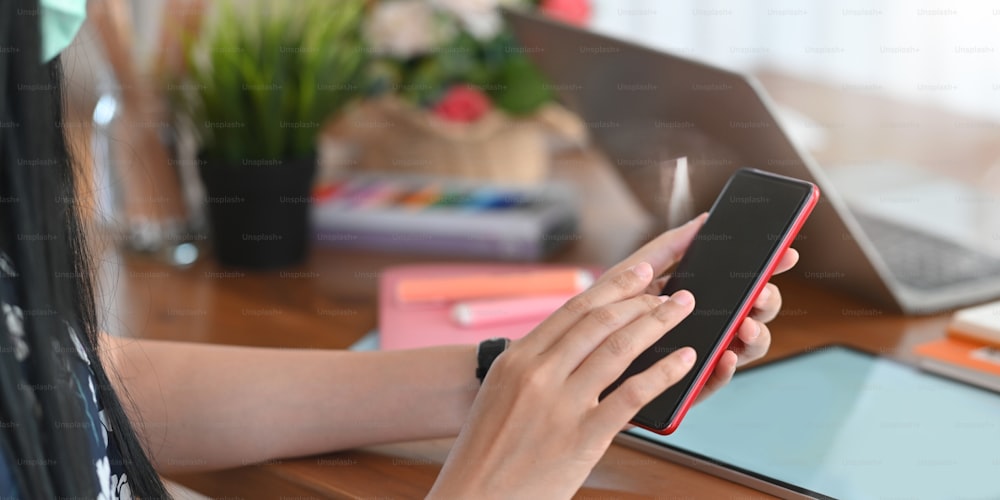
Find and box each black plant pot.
[198,155,317,269]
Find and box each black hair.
[0,0,168,497]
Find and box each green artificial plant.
[175,0,366,164]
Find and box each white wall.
[591,0,1000,120]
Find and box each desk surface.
[103,73,995,498]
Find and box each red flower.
[540,0,591,26]
[432,85,493,123]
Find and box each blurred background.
[68,0,1000,119]
[593,0,1000,121]
[59,0,1000,272]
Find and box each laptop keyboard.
[854,212,1000,290]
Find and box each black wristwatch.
[475,337,510,383]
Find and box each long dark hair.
[0,1,167,497]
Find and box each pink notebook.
[378,263,602,350]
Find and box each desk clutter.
[311,174,579,261]
[377,264,600,350]
[914,299,1000,392]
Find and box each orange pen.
[396,269,595,303]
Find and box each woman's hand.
[428,262,697,499]
[429,215,800,498]
[691,249,797,403]
[596,213,799,404]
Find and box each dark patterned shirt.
[0,250,131,499]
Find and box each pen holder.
[90,77,202,267]
[198,154,317,269]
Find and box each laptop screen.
[626,346,1000,499]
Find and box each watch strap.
[475,337,510,383]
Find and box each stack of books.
[914,300,1000,392]
[377,263,600,350]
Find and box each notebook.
[378,263,601,350]
[913,299,1000,392]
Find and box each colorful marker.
[399,183,442,210]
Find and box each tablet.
[617,345,1000,499]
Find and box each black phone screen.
[604,168,814,431]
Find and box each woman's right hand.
[428,261,697,499]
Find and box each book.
[378,263,601,350]
[913,300,1000,393]
[914,337,1000,393]
[947,299,1000,348]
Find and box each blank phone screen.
[605,169,813,430]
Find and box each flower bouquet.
[351,0,591,184]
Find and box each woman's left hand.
[595,213,800,404]
[691,247,797,403]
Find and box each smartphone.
[602,168,820,435]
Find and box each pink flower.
[540,0,591,26]
[364,0,450,58]
[432,85,493,123]
[431,0,503,40]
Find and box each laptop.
[504,10,1000,314]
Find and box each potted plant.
[171,0,366,269]
[353,0,591,184]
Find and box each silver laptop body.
[506,10,1000,314]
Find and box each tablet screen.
[625,346,1000,499]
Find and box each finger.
[570,290,695,390]
[646,276,670,295]
[729,319,771,367]
[693,350,738,405]
[587,346,696,435]
[645,276,669,296]
[600,214,708,283]
[773,248,799,275]
[548,294,668,375]
[519,262,655,352]
[750,283,782,323]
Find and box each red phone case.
[636,181,820,435]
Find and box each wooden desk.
[144,268,948,500]
[102,74,993,498]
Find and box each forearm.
[99,335,478,474]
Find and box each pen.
[452,294,575,328]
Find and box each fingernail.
[749,321,761,340]
[657,295,669,303]
[632,262,653,280]
[757,287,771,303]
[671,290,694,306]
[680,347,696,364]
